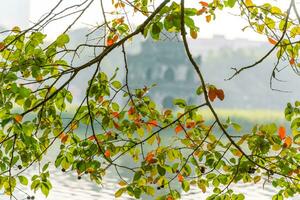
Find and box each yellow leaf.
[12,26,21,33]
[284,136,292,147]
[206,15,211,23]
[118,181,127,186]
[245,0,254,7]
[190,30,198,39]
[147,135,156,145]
[70,122,78,130]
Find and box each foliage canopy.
[0,0,300,199]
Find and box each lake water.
[3,166,298,200]
[1,113,297,200]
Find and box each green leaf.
[115,188,126,198]
[173,98,186,108]
[227,0,237,7]
[56,34,70,47]
[111,80,122,89]
[157,165,166,176]
[181,180,190,192]
[41,182,50,197]
[272,194,283,200]
[232,123,242,132]
[18,176,28,186]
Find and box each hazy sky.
[0,0,295,41]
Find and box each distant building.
[126,35,299,110]
[127,39,201,108]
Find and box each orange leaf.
[290,58,295,65]
[128,107,135,115]
[177,173,184,182]
[145,152,155,163]
[208,88,217,102]
[166,197,173,200]
[116,17,124,24]
[197,7,207,15]
[284,136,292,147]
[206,15,212,23]
[61,134,69,144]
[88,135,96,141]
[216,89,225,101]
[113,121,120,129]
[107,38,114,46]
[59,132,66,139]
[14,115,23,123]
[199,1,209,7]
[104,150,111,158]
[148,120,158,127]
[268,37,277,45]
[186,121,196,128]
[278,126,286,140]
[97,96,104,103]
[156,135,161,145]
[111,111,120,118]
[175,125,183,134]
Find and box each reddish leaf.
[61,134,69,144]
[107,38,114,46]
[278,126,286,140]
[128,107,135,115]
[197,7,207,15]
[104,150,111,158]
[97,96,104,103]
[14,115,23,123]
[156,135,161,145]
[268,37,277,45]
[88,135,96,141]
[186,121,196,128]
[208,88,217,102]
[199,1,209,7]
[177,173,184,182]
[111,111,120,118]
[148,120,158,127]
[290,58,295,65]
[145,152,155,163]
[216,89,225,101]
[175,125,183,134]
[0,42,5,51]
[113,121,120,129]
